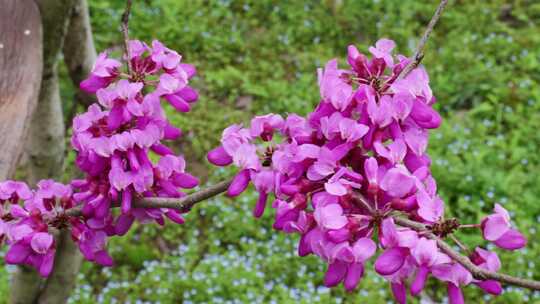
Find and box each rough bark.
[0,0,42,181]
[10,1,75,303]
[62,0,97,111]
[35,0,97,302]
[37,230,83,304]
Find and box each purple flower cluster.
[0,180,73,276]
[208,39,527,303]
[71,40,199,264]
[0,40,200,274]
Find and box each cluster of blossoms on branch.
[207,39,527,303]
[0,40,199,275]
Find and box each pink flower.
[0,181,33,202]
[432,263,473,304]
[80,52,121,93]
[250,114,284,141]
[314,203,348,230]
[151,40,182,70]
[366,90,394,128]
[470,247,503,295]
[481,204,527,250]
[323,238,376,290]
[318,59,353,111]
[409,237,450,295]
[380,166,415,198]
[368,38,396,67]
[251,169,275,218]
[373,138,407,164]
[375,218,418,276]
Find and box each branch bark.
[36,229,83,304]
[121,0,133,74]
[63,0,98,127]
[65,176,540,291]
[393,217,540,291]
[66,179,232,217]
[396,0,449,80]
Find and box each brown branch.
[396,0,449,81]
[449,234,471,256]
[66,179,232,217]
[60,176,540,291]
[120,0,133,74]
[393,217,540,291]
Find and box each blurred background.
[2,0,540,303]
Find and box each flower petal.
[374,247,408,275]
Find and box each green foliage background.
[3,0,540,303]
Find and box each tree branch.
[393,217,540,291]
[66,179,232,217]
[121,0,133,74]
[396,0,449,80]
[63,0,98,130]
[64,174,540,291]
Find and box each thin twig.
[395,0,449,81]
[121,0,133,74]
[63,177,540,290]
[66,179,232,217]
[449,234,470,254]
[393,217,540,291]
[459,224,481,229]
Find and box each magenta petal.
[172,173,199,189]
[107,105,124,131]
[374,247,407,275]
[177,87,198,103]
[80,75,108,93]
[327,228,351,243]
[10,205,28,219]
[121,190,132,214]
[411,265,429,296]
[151,143,174,156]
[380,167,415,198]
[30,233,54,254]
[344,262,364,291]
[324,180,348,196]
[475,280,502,295]
[447,283,464,304]
[94,250,114,267]
[180,63,196,78]
[410,100,441,129]
[164,123,182,140]
[494,229,527,250]
[253,192,268,218]
[207,146,233,166]
[165,94,191,112]
[115,214,135,236]
[324,261,347,287]
[227,169,251,197]
[166,210,185,224]
[94,199,111,219]
[483,214,509,241]
[391,282,407,304]
[39,251,55,277]
[6,243,31,264]
[298,234,311,257]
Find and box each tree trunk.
[10,0,75,303]
[36,0,98,302]
[36,230,83,304]
[0,0,42,181]
[63,0,97,111]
